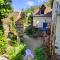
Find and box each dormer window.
[40,4,46,14]
[41,10,44,14]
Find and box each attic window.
[41,10,44,14]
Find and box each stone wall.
[2,12,23,42]
[2,18,10,37]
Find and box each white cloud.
[26,1,34,6]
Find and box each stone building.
[33,5,52,28]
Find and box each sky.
[12,0,48,11]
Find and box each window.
[41,10,44,14]
[40,4,46,14]
[56,1,60,14]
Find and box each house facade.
[33,5,52,28]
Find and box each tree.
[0,0,12,30]
[0,0,12,19]
[51,0,54,8]
[25,7,34,14]
[25,6,39,14]
[21,10,26,19]
[45,0,54,8]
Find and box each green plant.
[0,0,12,19]
[0,0,12,32]
[9,16,17,45]
[7,44,26,60]
[10,16,15,33]
[25,26,35,37]
[0,30,8,54]
[8,32,17,46]
[25,26,42,37]
[35,48,45,60]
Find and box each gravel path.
[23,34,43,53]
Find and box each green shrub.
[35,48,45,60]
[8,32,17,46]
[7,44,26,60]
[25,26,35,37]
[25,26,42,37]
[0,30,8,54]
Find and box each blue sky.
[12,0,48,11]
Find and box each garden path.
[23,34,43,54]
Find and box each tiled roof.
[34,8,40,15]
[45,7,52,14]
[33,7,52,16]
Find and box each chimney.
[40,4,46,14]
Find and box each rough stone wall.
[15,18,23,43]
[2,12,23,40]
[2,18,10,37]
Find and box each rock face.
[2,18,10,37]
[2,12,23,38]
[15,19,23,36]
